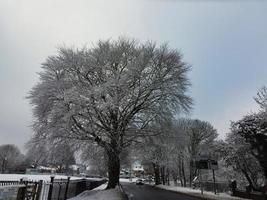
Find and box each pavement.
[121,182,201,200]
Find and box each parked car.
[144,177,153,183]
[136,179,144,185]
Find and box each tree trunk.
[178,161,183,186]
[166,167,170,186]
[161,166,165,185]
[241,168,260,191]
[106,150,120,189]
[263,166,267,185]
[189,160,192,187]
[172,170,178,186]
[181,160,186,187]
[153,163,161,185]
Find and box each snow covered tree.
[48,142,76,173]
[170,119,191,187]
[187,119,218,157]
[26,138,76,172]
[176,119,218,186]
[28,38,192,188]
[223,130,264,190]
[26,141,49,167]
[232,113,267,183]
[80,143,108,177]
[135,117,175,185]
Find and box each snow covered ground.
[68,183,125,200]
[0,174,101,182]
[157,185,250,200]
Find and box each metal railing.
[0,177,107,200]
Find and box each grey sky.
[0,0,267,151]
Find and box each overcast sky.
[0,0,267,151]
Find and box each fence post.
[212,169,216,194]
[16,187,26,200]
[58,183,62,200]
[231,180,237,196]
[36,180,43,200]
[48,176,55,200]
[25,181,28,199]
[64,177,70,200]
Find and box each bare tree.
[254,86,267,111]
[28,38,192,188]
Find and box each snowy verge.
[68,183,125,200]
[156,185,250,200]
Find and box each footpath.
[68,183,126,200]
[156,185,250,200]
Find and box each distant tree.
[26,138,76,173]
[185,119,218,158]
[136,118,218,187]
[28,38,192,188]
[0,144,23,173]
[48,142,76,173]
[136,118,174,185]
[80,144,108,177]
[254,86,267,111]
[14,155,32,173]
[138,136,165,185]
[26,142,49,167]
[232,113,267,183]
[178,119,218,186]
[169,119,190,187]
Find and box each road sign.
[195,160,209,169]
[195,159,218,170]
[208,160,218,170]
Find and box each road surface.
[121,182,201,200]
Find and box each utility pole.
[200,169,203,195]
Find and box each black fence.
[229,180,267,200]
[203,181,229,193]
[0,180,25,186]
[0,177,107,200]
[45,177,107,200]
[193,181,230,193]
[0,179,43,200]
[233,190,267,200]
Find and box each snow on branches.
[28,38,192,151]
